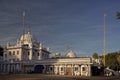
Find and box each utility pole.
[103,12,106,67]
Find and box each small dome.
[20,32,37,43]
[66,50,76,57]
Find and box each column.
[80,65,83,76]
[64,65,67,75]
[88,64,91,76]
[8,64,10,73]
[72,64,74,76]
[78,65,81,76]
[55,65,58,75]
[5,64,8,73]
[59,65,60,75]
[3,64,6,73]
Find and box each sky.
[0,0,120,57]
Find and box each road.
[0,74,119,80]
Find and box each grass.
[0,74,119,80]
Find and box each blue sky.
[0,0,120,56]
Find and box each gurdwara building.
[0,28,102,76]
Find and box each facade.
[1,29,50,73]
[35,57,92,76]
[0,28,101,76]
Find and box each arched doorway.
[34,65,44,73]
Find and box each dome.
[66,50,76,57]
[20,32,37,43]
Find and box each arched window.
[82,67,86,71]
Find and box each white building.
[0,28,102,76]
[1,28,50,73]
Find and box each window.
[5,54,7,58]
[9,51,11,55]
[13,59,15,62]
[17,51,19,55]
[61,67,63,71]
[82,67,86,71]
[37,53,39,56]
[17,59,19,61]
[13,51,15,55]
[28,51,30,56]
[75,67,78,71]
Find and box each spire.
[28,25,30,34]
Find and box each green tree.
[117,55,120,64]
[105,52,119,70]
[92,53,98,59]
[117,12,120,19]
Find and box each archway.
[34,65,44,73]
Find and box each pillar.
[88,64,91,76]
[72,64,74,76]
[64,65,67,75]
[54,65,58,75]
[8,64,10,73]
[3,64,6,73]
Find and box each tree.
[117,12,120,19]
[92,53,98,59]
[117,55,120,64]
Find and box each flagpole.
[22,11,25,73]
[23,11,25,43]
[104,12,106,67]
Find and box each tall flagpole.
[22,11,25,73]
[104,12,106,67]
[23,11,25,44]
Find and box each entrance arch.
[34,65,44,73]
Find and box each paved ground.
[0,74,119,80]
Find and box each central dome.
[66,50,76,57]
[20,32,37,43]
